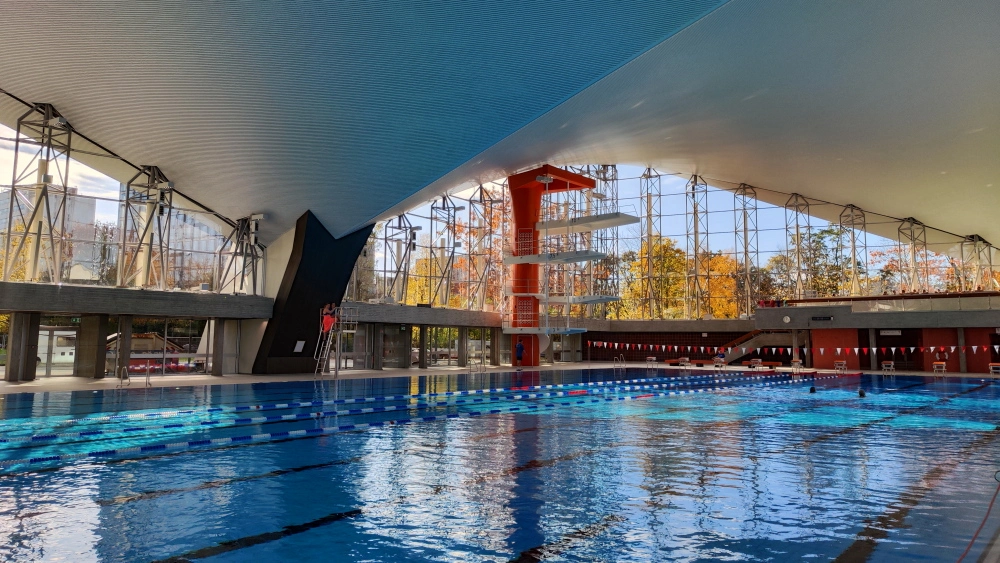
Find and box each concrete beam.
[0,281,273,319]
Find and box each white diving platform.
[543,294,620,305]
[502,326,588,335]
[535,211,639,234]
[503,249,607,265]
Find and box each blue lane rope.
[0,374,843,471]
[0,370,787,432]
[0,372,799,445]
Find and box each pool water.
[0,369,998,562]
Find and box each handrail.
[720,330,763,350]
[116,366,130,388]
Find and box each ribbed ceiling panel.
[0,1,727,241]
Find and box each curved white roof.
[1,1,997,245]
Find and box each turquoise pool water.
[0,369,997,562]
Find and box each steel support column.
[734,183,759,317]
[685,175,709,318]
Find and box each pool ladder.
[612,355,626,374]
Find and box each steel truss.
[897,217,928,293]
[838,204,867,296]
[465,185,501,310]
[639,168,664,318]
[685,174,710,318]
[784,193,812,299]
[733,183,759,316]
[378,214,419,303]
[591,164,620,318]
[117,166,174,289]
[428,194,463,306]
[960,234,995,291]
[215,214,265,295]
[3,103,74,283]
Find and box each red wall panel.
[810,329,861,370]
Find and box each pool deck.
[0,362,996,395]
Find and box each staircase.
[722,331,794,365]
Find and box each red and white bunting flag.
[742,347,747,354]
[862,347,869,355]
[756,348,761,354]
[853,348,859,355]
[995,345,1000,353]
[687,346,692,352]
[587,340,592,347]
[983,345,990,352]
[910,347,916,353]
[880,347,887,354]
[614,343,619,349]
[972,346,978,354]
[819,348,825,355]
[950,346,956,353]
[836,348,842,355]
[700,346,705,353]
[962,346,967,353]
[891,347,897,355]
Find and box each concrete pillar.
[74,314,109,379]
[490,327,501,366]
[791,330,800,361]
[117,315,133,377]
[804,330,812,368]
[403,324,413,369]
[958,327,967,373]
[418,324,428,369]
[372,323,384,370]
[457,326,469,367]
[868,328,878,371]
[211,318,226,376]
[5,312,40,382]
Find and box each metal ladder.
[314,306,359,377]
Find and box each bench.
[833,360,847,374]
[645,356,657,369]
[881,360,895,375]
[742,360,781,371]
[932,361,947,374]
[990,363,1000,376]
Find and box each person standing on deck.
[515,338,524,372]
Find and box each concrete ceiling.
[1,1,998,247]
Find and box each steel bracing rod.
[3,103,72,282]
[784,193,811,299]
[733,183,759,317]
[381,214,416,303]
[465,185,497,310]
[960,234,995,291]
[429,194,460,306]
[118,166,171,288]
[838,204,867,296]
[685,174,710,319]
[897,217,928,292]
[216,216,263,294]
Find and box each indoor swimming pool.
[0,368,998,562]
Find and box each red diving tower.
[503,164,637,366]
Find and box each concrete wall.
[350,302,501,328]
[756,305,1000,330]
[810,329,861,370]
